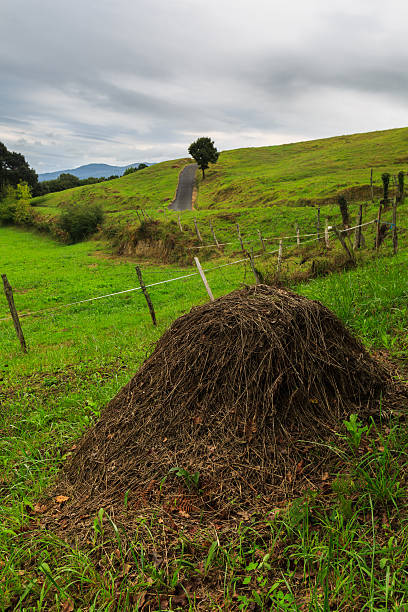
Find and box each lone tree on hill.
[188,137,219,179]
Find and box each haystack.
[55,285,393,514]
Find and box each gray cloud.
[1,0,407,171]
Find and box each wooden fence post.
[209,220,220,247]
[2,274,27,353]
[257,229,266,252]
[333,228,355,263]
[316,206,320,241]
[277,240,283,275]
[324,219,330,248]
[194,257,214,301]
[296,224,300,246]
[354,204,363,250]
[193,217,203,243]
[370,168,374,203]
[248,248,261,284]
[135,266,157,326]
[376,204,383,250]
[392,196,398,255]
[177,214,183,232]
[236,224,245,253]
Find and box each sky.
[1,0,408,173]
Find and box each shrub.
[0,182,33,225]
[57,202,104,243]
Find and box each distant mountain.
[38,162,153,182]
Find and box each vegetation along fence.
[1,196,404,353]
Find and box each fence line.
[188,219,378,251]
[0,216,394,326]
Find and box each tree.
[123,166,137,176]
[0,142,38,194]
[0,182,33,225]
[188,137,219,179]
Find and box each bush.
[57,202,104,243]
[0,182,33,225]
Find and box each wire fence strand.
[0,216,388,324]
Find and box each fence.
[1,196,403,353]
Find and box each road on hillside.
[168,163,198,211]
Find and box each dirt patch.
[44,285,406,539]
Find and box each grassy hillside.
[31,157,191,216]
[31,127,408,219]
[25,127,408,266]
[1,225,407,609]
[196,127,408,208]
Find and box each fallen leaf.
[55,495,69,504]
[123,563,131,575]
[322,472,329,481]
[296,460,304,474]
[162,437,168,442]
[179,509,190,518]
[238,510,251,520]
[172,593,188,606]
[193,416,203,425]
[33,503,47,514]
[61,599,74,612]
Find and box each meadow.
[1,126,408,610]
[1,216,407,610]
[27,127,408,263]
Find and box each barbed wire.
[0,216,393,324]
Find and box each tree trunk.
[202,167,205,179]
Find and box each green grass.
[2,125,408,609]
[31,158,191,215]
[27,127,408,263]
[196,127,408,209]
[1,221,408,610]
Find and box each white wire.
[0,217,384,323]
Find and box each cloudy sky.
[1,0,407,173]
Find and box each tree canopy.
[0,142,37,194]
[188,137,219,179]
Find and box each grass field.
[1,218,407,610]
[1,126,408,610]
[27,127,408,262]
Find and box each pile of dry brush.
[52,285,400,520]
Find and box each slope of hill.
[32,158,191,214]
[196,126,408,208]
[33,127,408,214]
[38,162,154,181]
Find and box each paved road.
[168,163,198,211]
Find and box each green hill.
[25,126,408,264]
[196,126,408,208]
[32,126,408,217]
